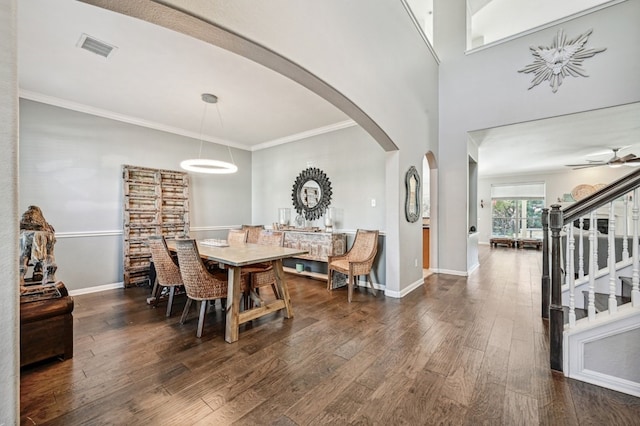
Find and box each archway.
[424,151,438,273]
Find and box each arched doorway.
[423,151,438,274]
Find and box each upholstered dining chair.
[147,235,183,317]
[243,230,285,306]
[174,238,230,338]
[327,229,379,303]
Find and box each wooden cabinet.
[422,227,430,269]
[123,165,189,287]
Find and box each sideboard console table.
[282,230,347,280]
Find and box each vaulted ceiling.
[18,0,639,177]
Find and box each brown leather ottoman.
[20,281,74,367]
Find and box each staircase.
[542,169,640,398]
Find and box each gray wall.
[252,125,388,284]
[436,0,640,273]
[19,99,252,292]
[0,1,19,423]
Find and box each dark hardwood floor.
[20,246,640,425]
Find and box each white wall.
[478,167,630,243]
[0,1,19,423]
[436,0,640,273]
[19,99,252,292]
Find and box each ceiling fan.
[566,147,640,169]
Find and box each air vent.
[77,33,117,58]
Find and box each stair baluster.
[633,189,640,307]
[608,202,618,314]
[568,226,576,327]
[623,196,630,261]
[578,217,585,279]
[588,212,596,321]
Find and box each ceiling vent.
[77,33,117,58]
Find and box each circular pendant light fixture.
[180,93,238,174]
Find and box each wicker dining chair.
[227,229,248,245]
[174,238,230,338]
[242,224,265,244]
[327,229,379,303]
[147,236,183,317]
[242,230,285,306]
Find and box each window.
[491,183,545,238]
[492,199,544,238]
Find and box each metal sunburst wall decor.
[518,29,606,93]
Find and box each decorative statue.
[20,205,57,285]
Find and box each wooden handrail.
[563,168,640,224]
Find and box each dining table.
[166,239,307,343]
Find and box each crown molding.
[251,120,357,151]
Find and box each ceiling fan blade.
[619,153,636,162]
[566,163,604,170]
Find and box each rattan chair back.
[174,239,228,301]
[257,230,285,247]
[242,225,265,244]
[227,229,248,245]
[148,236,182,286]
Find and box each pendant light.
[180,93,238,174]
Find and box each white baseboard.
[384,277,424,298]
[68,282,125,296]
[431,268,468,277]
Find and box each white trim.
[431,268,468,277]
[20,90,359,152]
[55,230,123,238]
[466,0,627,55]
[68,282,124,296]
[189,225,241,232]
[252,120,357,151]
[564,304,640,397]
[399,0,440,64]
[19,90,251,151]
[384,277,423,298]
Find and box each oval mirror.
[405,166,421,223]
[292,167,332,221]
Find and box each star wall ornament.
[518,29,606,93]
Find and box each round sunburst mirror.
[291,167,332,221]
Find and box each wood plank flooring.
[20,246,640,425]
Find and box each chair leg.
[196,300,208,338]
[367,274,376,295]
[347,273,354,303]
[327,269,333,291]
[166,286,176,317]
[151,278,160,307]
[180,298,193,324]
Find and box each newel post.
[549,204,564,372]
[541,208,550,319]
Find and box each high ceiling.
[18,0,638,177]
[18,0,350,151]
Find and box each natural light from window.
[467,0,617,50]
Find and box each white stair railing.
[568,226,576,327]
[634,189,640,307]
[608,202,618,314]
[588,211,596,321]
